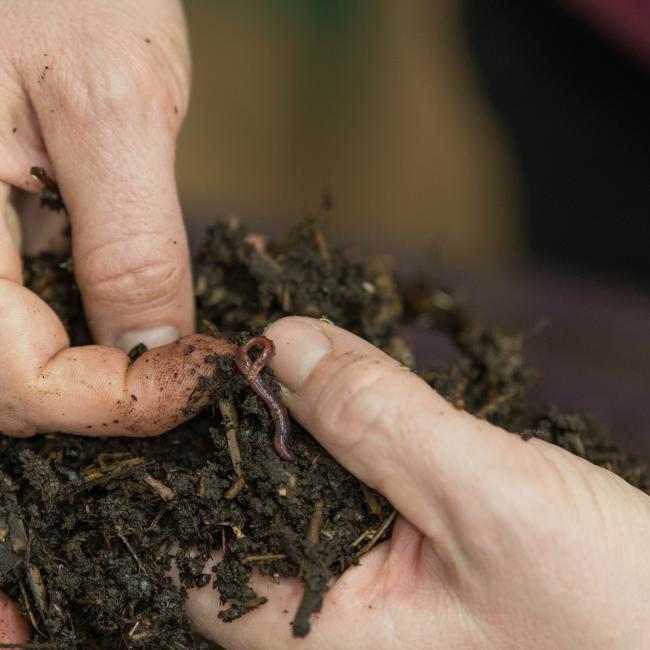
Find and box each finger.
[0,182,22,283]
[264,317,538,546]
[1,279,234,437]
[0,591,29,646]
[23,19,193,350]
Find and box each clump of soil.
[1,218,648,649]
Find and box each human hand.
[1,0,193,347]
[182,317,650,649]
[0,3,239,638]
[0,0,234,439]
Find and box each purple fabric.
[568,0,650,66]
[405,268,650,463]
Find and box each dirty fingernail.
[264,317,332,392]
[115,325,180,353]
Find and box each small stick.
[475,389,517,420]
[244,596,268,610]
[219,399,243,476]
[115,524,148,576]
[356,511,396,557]
[349,528,374,548]
[305,500,324,545]
[225,475,246,500]
[18,580,42,637]
[311,222,331,269]
[26,564,48,618]
[242,553,286,563]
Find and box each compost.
[1,218,647,649]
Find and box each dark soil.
[1,218,648,649]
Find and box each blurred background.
[177,0,649,459]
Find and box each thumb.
[264,317,543,546]
[26,36,192,350]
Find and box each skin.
[0,2,218,640]
[181,317,650,650]
[1,2,649,647]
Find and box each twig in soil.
[146,508,167,532]
[143,474,176,502]
[78,457,142,490]
[225,475,247,500]
[8,514,28,552]
[311,222,331,270]
[244,596,268,610]
[218,399,243,476]
[475,388,518,420]
[361,485,383,516]
[201,318,218,334]
[18,579,43,637]
[242,553,287,563]
[250,245,283,274]
[349,528,374,549]
[26,564,48,618]
[218,522,245,539]
[356,510,396,557]
[115,524,148,576]
[306,500,324,544]
[96,452,136,473]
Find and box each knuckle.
[79,235,186,309]
[69,56,158,122]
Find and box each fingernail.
[115,325,180,353]
[264,317,332,392]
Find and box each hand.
[0,5,232,641]
[1,0,193,347]
[0,0,232,439]
[183,317,650,650]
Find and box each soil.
[1,218,648,649]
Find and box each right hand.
[184,317,650,649]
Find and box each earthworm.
[235,336,293,461]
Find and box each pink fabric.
[568,0,650,66]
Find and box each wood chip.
[306,500,324,545]
[243,553,286,563]
[9,514,28,552]
[356,511,396,557]
[27,563,48,617]
[143,475,176,502]
[225,475,246,500]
